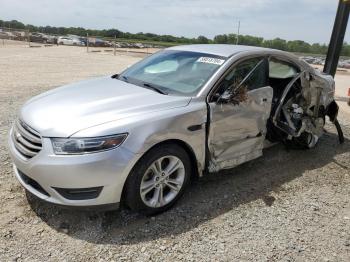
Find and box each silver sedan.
[8,44,341,214]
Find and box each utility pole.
[236,20,241,45]
[114,35,116,56]
[86,33,89,53]
[324,0,350,77]
[27,29,30,47]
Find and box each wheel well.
[120,139,199,206]
[156,139,199,174]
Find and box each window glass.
[269,59,299,79]
[119,50,226,96]
[216,57,267,96]
[243,59,268,90]
[144,60,179,74]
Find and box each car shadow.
[26,129,349,245]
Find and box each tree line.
[1,19,349,56]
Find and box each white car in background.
[57,36,84,46]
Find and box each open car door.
[207,57,273,172]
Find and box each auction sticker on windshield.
[197,57,225,65]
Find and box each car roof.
[167,44,275,58]
[167,44,312,72]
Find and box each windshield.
[119,50,226,96]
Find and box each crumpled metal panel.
[300,70,334,113]
[208,138,263,172]
[309,71,335,109]
[208,86,273,171]
[273,69,334,141]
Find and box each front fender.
[73,101,208,174]
[127,102,207,173]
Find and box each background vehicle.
[29,33,49,43]
[57,36,85,46]
[45,35,57,44]
[8,45,340,215]
[0,31,9,39]
[88,37,112,47]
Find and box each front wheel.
[125,144,191,215]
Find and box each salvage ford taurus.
[8,44,343,214]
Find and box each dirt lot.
[0,45,349,261]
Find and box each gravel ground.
[0,46,349,261]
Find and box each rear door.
[207,57,273,172]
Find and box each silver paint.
[8,44,335,208]
[140,155,185,208]
[208,86,273,171]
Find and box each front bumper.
[8,128,139,207]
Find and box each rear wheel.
[288,115,325,149]
[125,144,191,215]
[291,132,319,149]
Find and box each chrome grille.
[12,119,42,159]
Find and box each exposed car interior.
[212,57,268,104]
[211,56,329,149]
[268,59,300,107]
[266,59,303,143]
[266,58,326,148]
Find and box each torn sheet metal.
[208,86,273,172]
[271,68,337,147]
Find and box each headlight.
[51,134,128,155]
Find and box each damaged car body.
[205,48,342,172]
[8,44,343,215]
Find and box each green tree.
[287,40,311,53]
[214,34,228,44]
[227,34,238,44]
[197,35,209,44]
[3,18,350,55]
[341,42,350,56]
[263,38,287,50]
[238,35,263,46]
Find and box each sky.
[0,0,349,44]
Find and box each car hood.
[20,76,191,137]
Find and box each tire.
[125,144,191,215]
[285,111,325,150]
[289,132,319,149]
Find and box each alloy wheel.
[140,155,185,208]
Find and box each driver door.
[208,57,273,172]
